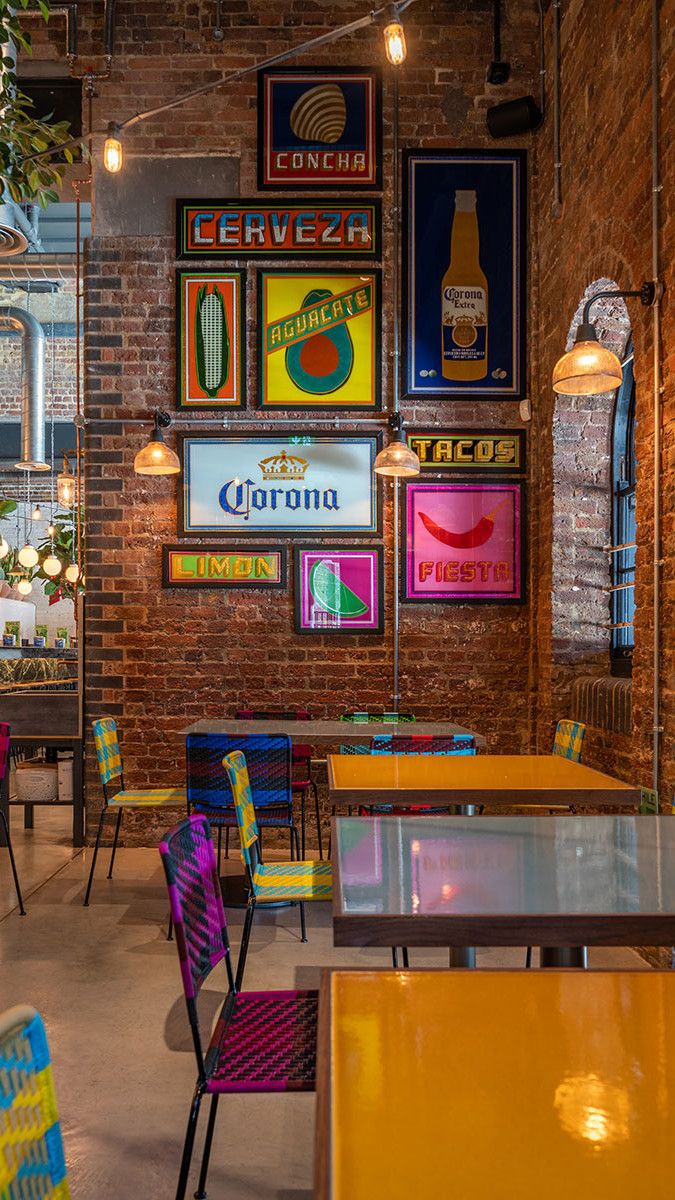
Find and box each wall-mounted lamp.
[57,454,76,508]
[103,122,123,173]
[374,413,420,478]
[134,410,181,476]
[383,5,407,65]
[552,282,658,395]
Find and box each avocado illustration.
[285,288,354,395]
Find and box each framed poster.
[163,545,286,589]
[407,429,526,474]
[176,198,381,259]
[403,481,526,604]
[179,434,382,537]
[294,545,383,634]
[258,269,380,410]
[258,67,381,190]
[176,269,245,409]
[404,150,526,399]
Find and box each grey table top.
[332,814,675,947]
[183,718,486,748]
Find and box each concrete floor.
[0,807,645,1199]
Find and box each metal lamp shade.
[552,339,623,396]
[374,436,420,478]
[133,438,180,476]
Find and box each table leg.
[540,947,588,968]
[448,947,476,968]
[0,765,8,848]
[72,742,84,848]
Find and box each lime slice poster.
[295,547,383,634]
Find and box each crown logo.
[258,451,309,481]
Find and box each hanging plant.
[0,0,74,206]
[0,498,16,522]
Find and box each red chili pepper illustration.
[418,500,508,549]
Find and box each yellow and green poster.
[258,269,381,409]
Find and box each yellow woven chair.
[0,1005,70,1198]
[223,749,332,988]
[552,719,586,762]
[84,717,186,906]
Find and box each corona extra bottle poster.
[258,269,381,409]
[403,481,525,603]
[179,435,382,536]
[258,67,381,190]
[403,150,526,399]
[294,546,384,634]
[176,269,245,408]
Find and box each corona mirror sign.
[179,435,382,537]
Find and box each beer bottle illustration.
[441,189,488,381]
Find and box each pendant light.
[18,543,39,568]
[375,413,420,477]
[57,454,76,507]
[42,553,62,577]
[103,122,123,173]
[16,577,32,595]
[134,410,181,476]
[0,537,8,560]
[552,282,657,395]
[383,5,407,65]
[32,502,42,520]
[65,562,80,584]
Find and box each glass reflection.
[553,1073,631,1150]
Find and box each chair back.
[339,743,372,755]
[236,708,310,722]
[91,716,123,789]
[371,734,476,756]
[0,721,10,786]
[187,733,292,814]
[0,1004,70,1197]
[340,711,416,723]
[159,814,232,1002]
[552,720,586,762]
[222,751,260,871]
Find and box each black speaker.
[486,95,543,138]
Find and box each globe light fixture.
[552,282,657,395]
[32,503,42,521]
[43,553,62,578]
[383,10,407,65]
[103,123,123,173]
[18,543,39,569]
[65,562,80,584]
[134,410,181,476]
[57,454,76,507]
[374,413,420,478]
[0,537,9,560]
[16,578,32,595]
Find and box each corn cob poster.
[258,269,380,409]
[176,269,244,408]
[294,545,384,634]
[403,481,525,604]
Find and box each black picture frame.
[175,267,246,410]
[162,544,287,589]
[293,543,384,635]
[406,428,527,475]
[175,198,382,259]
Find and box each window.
[610,346,636,675]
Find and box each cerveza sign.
[407,429,526,474]
[163,546,286,589]
[179,435,382,537]
[176,199,380,259]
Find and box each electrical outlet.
[639,787,658,814]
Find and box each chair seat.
[252,859,332,901]
[205,989,318,1093]
[109,787,187,808]
[292,743,312,762]
[291,779,311,792]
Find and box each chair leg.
[402,947,410,968]
[217,825,222,873]
[328,804,336,859]
[175,1088,204,1200]
[83,806,109,907]
[392,947,398,967]
[193,1093,219,1199]
[300,787,307,859]
[224,826,230,859]
[107,808,123,879]
[525,946,533,968]
[299,900,307,944]
[0,810,25,915]
[167,913,174,942]
[235,901,256,991]
[311,778,323,860]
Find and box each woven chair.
[0,721,26,915]
[0,1004,70,1197]
[160,814,318,1200]
[552,719,586,761]
[363,734,477,816]
[223,750,332,988]
[186,732,300,867]
[84,717,186,906]
[339,710,416,723]
[235,709,323,860]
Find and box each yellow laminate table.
[315,969,675,1200]
[327,753,640,809]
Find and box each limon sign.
[179,435,382,537]
[163,546,286,589]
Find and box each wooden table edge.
[314,969,333,1200]
[327,785,640,808]
[332,911,675,948]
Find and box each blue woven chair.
[553,719,586,761]
[0,1005,70,1197]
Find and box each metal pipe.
[651,0,662,797]
[552,0,562,217]
[537,0,546,114]
[103,0,116,61]
[0,254,76,282]
[0,306,47,470]
[391,71,401,712]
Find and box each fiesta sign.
[179,436,381,537]
[176,199,380,259]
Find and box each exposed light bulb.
[43,554,62,578]
[103,124,123,173]
[17,578,33,595]
[384,17,407,65]
[65,562,80,583]
[0,537,9,560]
[47,523,56,537]
[32,503,42,520]
[57,456,76,507]
[18,543,39,568]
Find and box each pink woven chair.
[159,814,318,1200]
[0,722,26,915]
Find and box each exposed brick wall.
[76,0,540,840]
[0,333,76,420]
[533,0,675,807]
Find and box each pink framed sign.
[294,545,384,634]
[403,481,525,604]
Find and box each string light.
[65,562,80,584]
[57,454,76,507]
[42,554,62,577]
[16,578,32,595]
[32,503,42,520]
[18,543,39,568]
[0,538,8,560]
